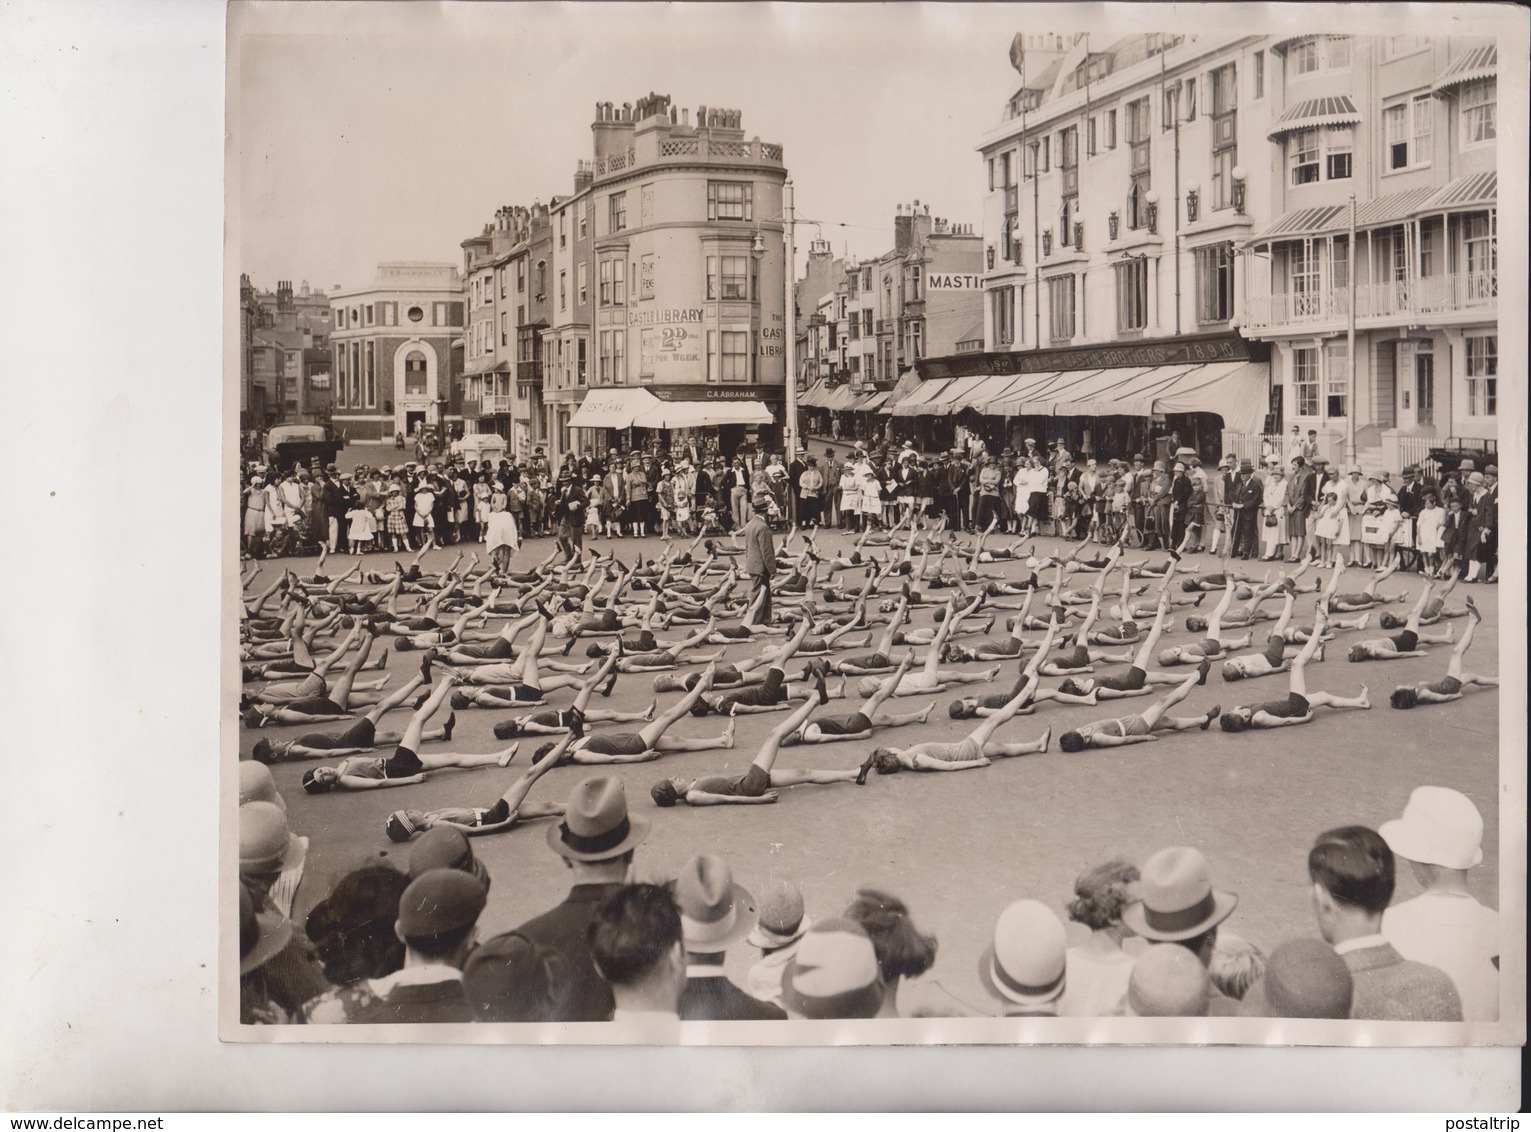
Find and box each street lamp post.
[1346,193,1357,468]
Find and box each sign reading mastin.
[926,273,983,290]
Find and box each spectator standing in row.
[1307,825,1463,1022]
[1120,846,1242,1016]
[675,855,787,1021]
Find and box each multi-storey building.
[460,204,553,459]
[544,167,595,462]
[240,278,334,431]
[1242,36,1498,469]
[554,95,787,459]
[797,205,983,445]
[328,262,464,442]
[918,33,1280,461]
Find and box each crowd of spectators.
[241,766,1497,1025]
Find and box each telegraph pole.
[1346,193,1357,467]
[783,178,798,461]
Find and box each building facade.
[947,33,1278,460]
[554,94,788,460]
[1242,35,1498,470]
[460,204,553,460]
[241,277,335,433]
[797,205,984,446]
[329,263,464,443]
[544,168,594,462]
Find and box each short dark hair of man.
[1308,825,1395,913]
[587,883,682,987]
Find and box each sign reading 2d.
[926,273,983,290]
[638,307,705,380]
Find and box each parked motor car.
[1428,445,1495,476]
[455,432,509,466]
[263,423,343,473]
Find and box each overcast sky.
[231,3,1051,292]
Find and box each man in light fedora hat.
[1380,787,1499,1021]
[978,899,1068,1016]
[675,855,786,1021]
[500,775,650,1021]
[746,879,812,1008]
[1121,846,1241,1015]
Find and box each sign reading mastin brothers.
[927,273,983,290]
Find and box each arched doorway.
[404,351,428,396]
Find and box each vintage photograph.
[226,3,1520,1044]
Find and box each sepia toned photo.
[224,2,1524,1049]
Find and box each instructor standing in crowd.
[743,493,776,624]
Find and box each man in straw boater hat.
[1305,824,1462,1022]
[978,899,1068,1017]
[490,775,650,1022]
[674,855,787,1021]
[1120,845,1243,1016]
[1379,786,1499,1022]
[745,880,812,1008]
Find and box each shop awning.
[1417,171,1496,214]
[1267,95,1361,139]
[855,391,891,412]
[824,384,862,412]
[798,380,829,408]
[632,399,774,429]
[920,373,994,412]
[879,369,923,414]
[1432,44,1496,95]
[890,378,955,417]
[986,361,1270,434]
[949,372,1045,411]
[568,388,663,429]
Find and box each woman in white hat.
[979,900,1068,1017]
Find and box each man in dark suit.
[675,855,787,1022]
[1228,459,1263,560]
[344,869,486,1024]
[743,501,776,623]
[1394,464,1428,572]
[1308,825,1462,1022]
[493,776,650,1022]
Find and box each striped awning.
[920,373,996,412]
[855,390,891,412]
[1250,205,1349,244]
[1417,171,1497,213]
[1432,44,1497,95]
[890,378,954,417]
[1267,95,1361,139]
[1354,187,1438,228]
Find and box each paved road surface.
[241,522,1502,1019]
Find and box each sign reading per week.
[926,273,983,289]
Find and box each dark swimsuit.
[299,718,376,750]
[811,711,873,736]
[1251,692,1310,719]
[581,732,649,756]
[717,666,787,710]
[1095,665,1148,693]
[693,764,771,797]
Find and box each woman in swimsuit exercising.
[1390,598,1496,708]
[1056,670,1221,752]
[1219,605,1370,732]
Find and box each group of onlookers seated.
[239,765,1497,1026]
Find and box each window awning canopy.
[878,369,923,414]
[1432,44,1497,95]
[568,388,663,430]
[1417,171,1496,214]
[1250,186,1448,246]
[632,398,774,429]
[986,361,1271,434]
[1267,95,1361,139]
[855,391,891,412]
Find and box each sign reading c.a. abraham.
[635,306,704,381]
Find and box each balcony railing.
[1243,270,1497,332]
